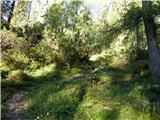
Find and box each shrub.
[6,70,30,83]
[44,2,94,67]
[23,23,45,46]
[0,29,27,54]
[1,70,9,79]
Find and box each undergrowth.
[1,58,160,120]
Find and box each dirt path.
[5,90,29,120]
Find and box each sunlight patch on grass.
[123,73,133,81]
[129,85,144,98]
[74,100,110,120]
[28,64,56,77]
[99,74,112,83]
[107,56,128,68]
[61,67,83,80]
[2,59,159,120]
[119,105,150,120]
[25,82,83,120]
[74,83,115,120]
[47,85,80,103]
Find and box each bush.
[1,70,9,79]
[44,2,94,67]
[6,70,30,83]
[43,28,91,67]
[23,23,45,46]
[1,20,9,29]
[11,27,24,37]
[136,49,148,60]
[0,29,47,70]
[0,30,27,52]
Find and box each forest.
[1,0,160,120]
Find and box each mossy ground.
[1,58,160,120]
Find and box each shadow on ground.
[2,60,160,120]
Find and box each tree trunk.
[142,0,160,78]
[8,0,15,29]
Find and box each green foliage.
[121,3,142,31]
[45,1,94,67]
[10,1,29,27]
[0,29,27,52]
[23,22,45,45]
[0,30,29,70]
[27,40,56,64]
[6,70,29,83]
[11,26,24,37]
[1,1,160,120]
[47,4,62,29]
[96,1,159,61]
[115,1,160,32]
[1,20,10,29]
[0,29,53,71]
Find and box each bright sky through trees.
[83,0,112,20]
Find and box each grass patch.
[2,60,160,120]
[25,79,90,120]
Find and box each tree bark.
[142,0,160,78]
[8,0,15,29]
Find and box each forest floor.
[5,89,29,120]
[1,57,160,120]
